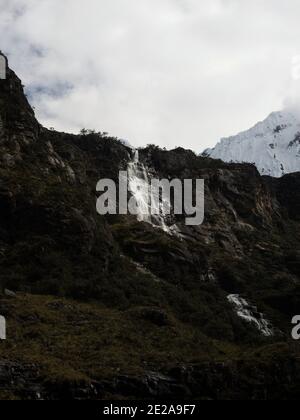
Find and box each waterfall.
[127,150,151,223]
[227,294,273,337]
[127,150,177,234]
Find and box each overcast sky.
[1,0,300,151]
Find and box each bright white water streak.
[127,150,178,234]
[227,294,273,337]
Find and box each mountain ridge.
[203,110,300,178]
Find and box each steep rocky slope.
[0,58,300,399]
[203,111,300,177]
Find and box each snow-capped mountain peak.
[203,111,300,177]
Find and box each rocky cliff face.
[0,59,300,400]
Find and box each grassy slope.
[1,292,299,400]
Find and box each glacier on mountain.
[203,111,300,178]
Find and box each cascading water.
[127,150,151,223]
[227,294,273,337]
[127,150,177,234]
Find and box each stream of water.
[127,150,178,235]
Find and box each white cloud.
[0,0,299,150]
